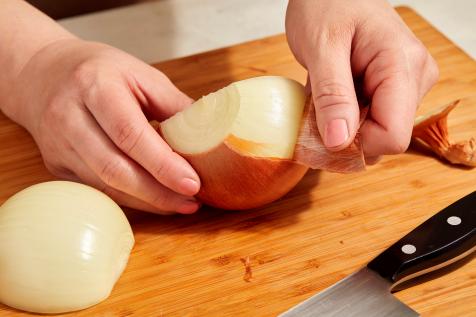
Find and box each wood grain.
[0,7,475,317]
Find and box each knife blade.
[279,191,476,317]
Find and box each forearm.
[0,0,76,117]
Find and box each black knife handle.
[367,191,476,287]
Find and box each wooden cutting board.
[0,7,475,317]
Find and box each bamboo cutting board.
[0,7,475,317]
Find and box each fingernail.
[176,200,200,214]
[180,178,200,195]
[325,119,349,148]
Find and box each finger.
[48,161,171,214]
[133,65,194,120]
[308,38,360,151]
[85,81,201,197]
[66,160,181,215]
[68,103,200,214]
[360,70,415,157]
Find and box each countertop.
[58,0,476,64]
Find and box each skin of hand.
[286,0,439,162]
[4,39,202,214]
[0,2,201,215]
[7,39,200,213]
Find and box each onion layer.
[159,76,365,210]
[412,99,476,166]
[160,76,309,210]
[0,181,134,314]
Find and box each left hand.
[3,39,201,214]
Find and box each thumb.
[308,45,359,151]
[135,65,194,121]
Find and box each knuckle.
[70,54,119,102]
[113,120,145,153]
[406,40,429,68]
[99,158,126,187]
[71,59,100,93]
[426,55,440,85]
[320,21,355,46]
[153,160,172,183]
[41,97,67,128]
[41,100,81,142]
[366,49,408,88]
[375,48,407,71]
[314,79,355,109]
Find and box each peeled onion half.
[160,76,308,209]
[0,181,134,314]
[159,76,365,210]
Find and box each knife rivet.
[447,216,461,226]
[401,244,416,254]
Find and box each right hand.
[3,39,201,215]
[286,0,439,162]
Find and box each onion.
[0,181,134,314]
[159,76,365,210]
[412,99,476,167]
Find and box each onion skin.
[293,97,366,173]
[182,136,308,210]
[412,99,476,167]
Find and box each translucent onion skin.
[0,181,134,314]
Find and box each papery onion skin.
[0,181,134,314]
[413,100,476,167]
[184,138,309,210]
[293,97,366,173]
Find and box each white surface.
[59,0,476,64]
[447,216,462,225]
[402,244,417,254]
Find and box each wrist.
[0,36,78,124]
[0,0,77,121]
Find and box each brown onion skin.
[181,138,309,210]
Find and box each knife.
[279,191,476,317]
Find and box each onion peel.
[412,100,476,167]
[180,140,308,210]
[293,96,367,173]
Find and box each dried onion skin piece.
[412,100,476,167]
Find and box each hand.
[286,0,439,161]
[4,39,201,214]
